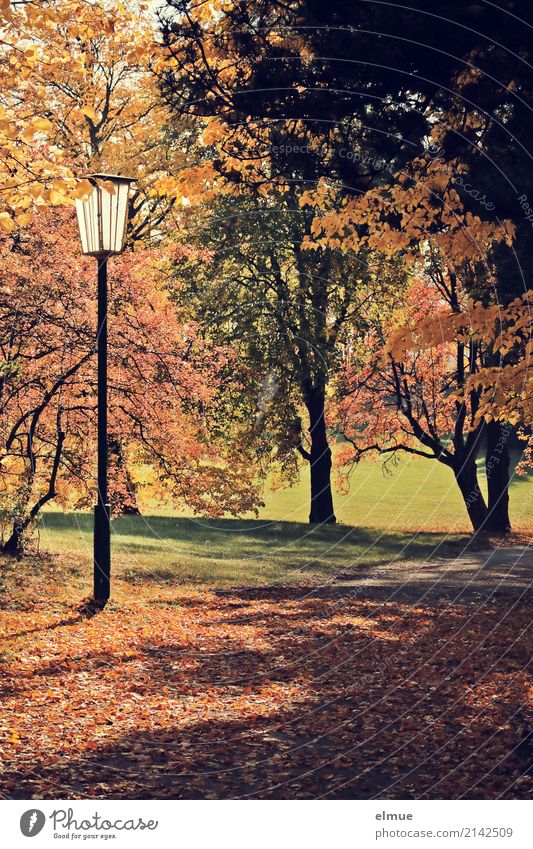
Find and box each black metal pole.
[94,256,110,603]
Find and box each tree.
[0,1,77,229]
[159,0,433,524]
[157,0,533,525]
[170,187,406,524]
[335,265,532,533]
[307,140,528,533]
[159,0,533,534]
[0,210,261,555]
[1,0,210,521]
[464,290,533,531]
[335,276,486,532]
[2,0,187,241]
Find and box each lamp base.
[93,502,111,603]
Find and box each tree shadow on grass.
[41,512,474,551]
[40,512,477,580]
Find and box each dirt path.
[332,545,532,602]
[214,545,533,605]
[1,546,531,800]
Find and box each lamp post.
[75,173,135,604]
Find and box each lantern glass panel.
[75,174,134,257]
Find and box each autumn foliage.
[0,0,530,537]
[0,559,531,799]
[0,210,262,552]
[0,0,531,808]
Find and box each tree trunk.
[2,520,24,557]
[306,387,336,525]
[454,459,488,532]
[109,438,141,516]
[484,420,512,534]
[2,424,65,557]
[122,463,141,516]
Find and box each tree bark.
[306,387,336,525]
[484,420,512,534]
[2,520,24,557]
[454,458,488,532]
[2,423,65,557]
[109,438,141,516]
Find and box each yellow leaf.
[32,117,52,132]
[50,189,68,205]
[16,212,32,227]
[0,212,15,233]
[81,107,98,122]
[99,179,116,195]
[74,179,94,199]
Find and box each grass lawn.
[30,453,532,592]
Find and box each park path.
[331,545,532,602]
[215,545,533,605]
[2,545,530,800]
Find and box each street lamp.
[75,173,135,604]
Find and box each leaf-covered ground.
[0,554,531,800]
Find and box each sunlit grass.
[32,453,531,590]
